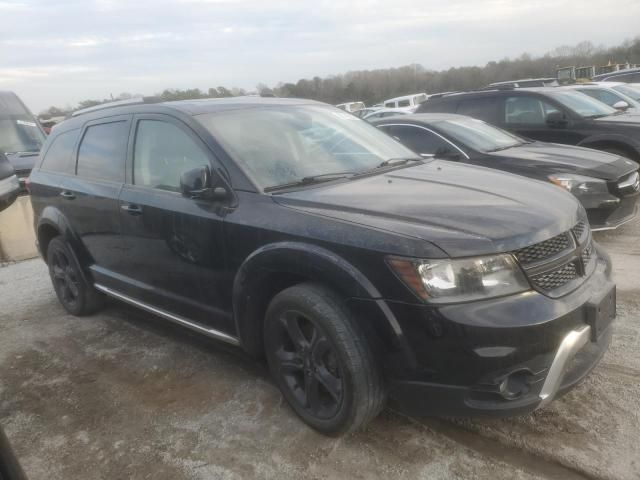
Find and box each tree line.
[39,37,640,118]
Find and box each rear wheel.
[47,237,103,316]
[264,283,385,435]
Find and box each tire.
[264,283,385,435]
[46,237,104,316]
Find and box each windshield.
[548,91,617,118]
[612,84,640,102]
[435,117,524,152]
[0,114,46,154]
[199,105,417,190]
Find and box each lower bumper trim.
[537,325,591,407]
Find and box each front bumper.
[584,193,638,231]
[376,247,615,417]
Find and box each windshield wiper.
[264,172,355,192]
[376,157,423,168]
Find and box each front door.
[499,95,583,145]
[116,114,233,333]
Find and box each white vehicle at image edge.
[382,93,428,111]
[335,102,366,114]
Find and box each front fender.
[232,241,413,364]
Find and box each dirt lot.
[1,219,639,480]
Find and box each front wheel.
[46,237,104,316]
[264,283,385,435]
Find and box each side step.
[94,283,241,347]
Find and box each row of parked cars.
[1,76,637,436]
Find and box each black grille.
[571,220,588,243]
[515,233,572,266]
[530,262,578,291]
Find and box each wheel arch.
[578,135,640,160]
[232,242,411,361]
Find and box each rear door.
[62,116,130,273]
[116,114,233,332]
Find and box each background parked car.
[418,87,640,160]
[0,424,27,480]
[362,108,411,122]
[585,82,640,102]
[561,85,640,112]
[0,91,47,193]
[335,102,366,114]
[382,93,428,111]
[373,113,640,230]
[0,152,20,212]
[592,66,640,83]
[486,78,559,88]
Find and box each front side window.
[382,125,452,155]
[578,89,624,107]
[77,121,128,182]
[133,120,210,192]
[504,96,559,124]
[40,129,79,174]
[546,91,616,118]
[198,105,417,190]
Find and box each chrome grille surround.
[515,221,594,297]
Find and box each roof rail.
[71,96,162,117]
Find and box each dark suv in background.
[29,97,615,434]
[418,88,640,160]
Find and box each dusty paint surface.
[0,218,639,479]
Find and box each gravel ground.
[0,218,639,480]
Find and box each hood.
[593,112,640,125]
[490,142,639,180]
[4,151,39,173]
[274,161,584,257]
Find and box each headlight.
[548,174,608,195]
[387,254,530,303]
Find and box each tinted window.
[383,125,452,155]
[133,120,210,192]
[398,99,411,107]
[77,121,128,182]
[456,97,498,122]
[504,96,559,124]
[384,102,395,108]
[578,89,623,107]
[40,129,79,174]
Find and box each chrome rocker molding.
[538,325,591,407]
[94,283,241,347]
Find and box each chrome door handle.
[60,190,76,200]
[121,203,143,215]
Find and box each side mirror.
[545,111,568,128]
[613,100,630,111]
[180,165,229,200]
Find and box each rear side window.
[40,129,79,174]
[77,121,128,182]
[384,102,395,108]
[133,120,209,192]
[398,99,411,107]
[456,97,499,123]
[382,125,452,155]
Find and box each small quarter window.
[40,129,79,175]
[133,120,210,192]
[77,121,128,182]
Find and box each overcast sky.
[1,0,639,112]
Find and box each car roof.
[52,96,328,132]
[384,93,426,102]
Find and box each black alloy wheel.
[264,283,385,435]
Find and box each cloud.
[0,0,639,111]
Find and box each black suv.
[417,88,640,161]
[29,98,616,434]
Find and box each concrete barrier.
[0,195,38,262]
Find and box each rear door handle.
[60,190,76,200]
[121,203,143,215]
